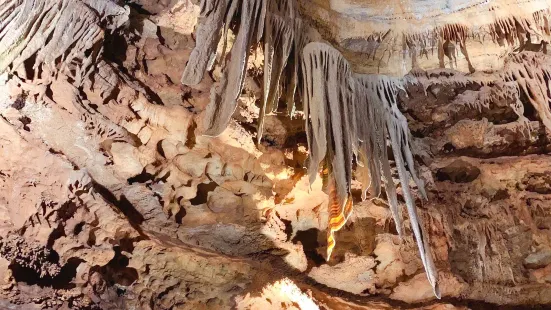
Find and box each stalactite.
[355,75,413,238]
[391,9,551,74]
[301,42,356,217]
[182,0,309,141]
[257,10,294,144]
[183,0,266,136]
[355,74,437,298]
[256,0,316,143]
[301,42,439,298]
[181,0,551,144]
[301,42,356,262]
[180,0,230,86]
[283,18,310,118]
[533,8,551,35]
[436,23,475,73]
[403,30,438,69]
[501,52,551,134]
[399,23,476,73]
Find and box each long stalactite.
[301,42,356,264]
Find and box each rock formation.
[0,0,550,309]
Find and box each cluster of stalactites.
[501,52,551,135]
[181,0,439,298]
[301,42,439,298]
[356,74,439,297]
[183,0,266,136]
[181,0,312,139]
[467,12,551,50]
[355,74,428,230]
[381,10,551,75]
[301,44,356,259]
[257,0,310,144]
[533,8,551,35]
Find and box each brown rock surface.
[300,0,551,75]
[0,0,550,309]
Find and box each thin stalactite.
[257,11,294,144]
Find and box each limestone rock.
[525,250,551,269]
[0,0,551,308]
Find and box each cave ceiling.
[300,0,551,75]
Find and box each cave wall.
[0,0,549,309]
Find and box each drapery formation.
[181,0,440,298]
[181,0,311,138]
[301,42,356,264]
[181,0,266,136]
[302,42,438,297]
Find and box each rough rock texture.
[300,0,551,75]
[0,0,550,309]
